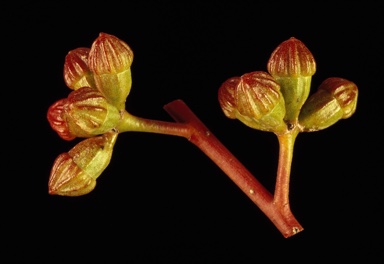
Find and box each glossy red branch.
[164,99,303,237]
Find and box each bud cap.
[47,98,76,141]
[64,47,96,90]
[267,37,316,78]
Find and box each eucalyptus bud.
[48,131,118,196]
[299,77,358,132]
[320,77,358,119]
[63,47,96,90]
[88,32,134,110]
[267,37,316,123]
[64,86,121,137]
[218,71,286,133]
[47,87,121,139]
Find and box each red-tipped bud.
[48,131,118,196]
[299,77,358,132]
[267,37,316,122]
[318,77,358,119]
[65,87,121,137]
[88,33,134,110]
[218,71,286,133]
[47,87,121,139]
[63,47,96,90]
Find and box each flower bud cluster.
[218,37,358,134]
[48,32,134,140]
[63,32,134,110]
[47,33,134,196]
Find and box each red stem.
[118,99,303,237]
[164,99,303,237]
[273,131,303,233]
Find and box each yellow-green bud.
[267,37,316,123]
[63,47,96,90]
[88,32,134,110]
[218,71,286,133]
[299,77,358,132]
[64,87,121,138]
[48,131,118,196]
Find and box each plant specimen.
[47,33,358,238]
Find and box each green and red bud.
[64,47,96,90]
[47,87,121,139]
[218,71,286,133]
[267,37,316,122]
[319,77,358,119]
[298,77,358,131]
[48,131,118,196]
[88,32,134,110]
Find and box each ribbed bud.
[88,32,134,110]
[299,77,358,132]
[218,71,286,133]
[64,86,121,137]
[47,98,76,141]
[267,37,316,77]
[63,47,96,90]
[318,77,358,119]
[267,37,316,122]
[48,131,118,196]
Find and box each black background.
[3,1,383,263]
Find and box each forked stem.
[164,100,303,238]
[118,99,302,237]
